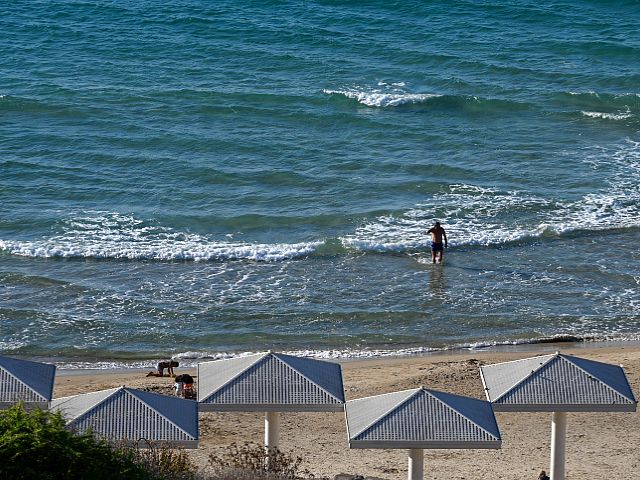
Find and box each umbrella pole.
[407,448,424,480]
[550,411,567,480]
[265,411,281,469]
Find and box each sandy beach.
[52,343,639,480]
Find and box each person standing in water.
[427,221,448,264]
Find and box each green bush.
[0,403,197,480]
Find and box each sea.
[1,0,639,370]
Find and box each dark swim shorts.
[431,242,444,252]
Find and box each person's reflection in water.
[428,265,446,299]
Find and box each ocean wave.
[342,140,640,252]
[341,189,639,253]
[568,92,640,99]
[559,91,640,114]
[323,88,439,107]
[2,141,639,261]
[581,109,633,120]
[340,191,554,252]
[0,213,320,262]
[323,86,531,112]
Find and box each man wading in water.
[427,221,448,264]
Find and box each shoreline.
[51,342,640,479]
[47,337,640,375]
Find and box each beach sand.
[53,344,640,479]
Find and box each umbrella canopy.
[345,387,501,449]
[198,351,345,459]
[480,352,637,480]
[0,356,56,409]
[346,387,500,480]
[50,386,198,448]
[480,352,637,412]
[198,352,345,412]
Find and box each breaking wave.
[342,140,640,252]
[322,88,439,107]
[581,109,633,121]
[322,84,530,111]
[0,213,320,262]
[2,140,639,261]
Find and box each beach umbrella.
[0,355,56,409]
[198,352,345,455]
[480,352,637,480]
[50,386,198,448]
[345,387,501,480]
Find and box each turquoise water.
[1,1,639,368]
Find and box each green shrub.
[0,403,198,480]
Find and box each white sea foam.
[378,81,406,88]
[341,140,640,252]
[323,87,439,107]
[0,212,320,261]
[568,91,598,96]
[581,110,633,120]
[51,333,640,370]
[341,186,556,251]
[2,142,639,261]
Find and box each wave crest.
[323,87,439,107]
[342,140,640,252]
[581,109,633,121]
[0,213,320,261]
[2,141,639,261]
